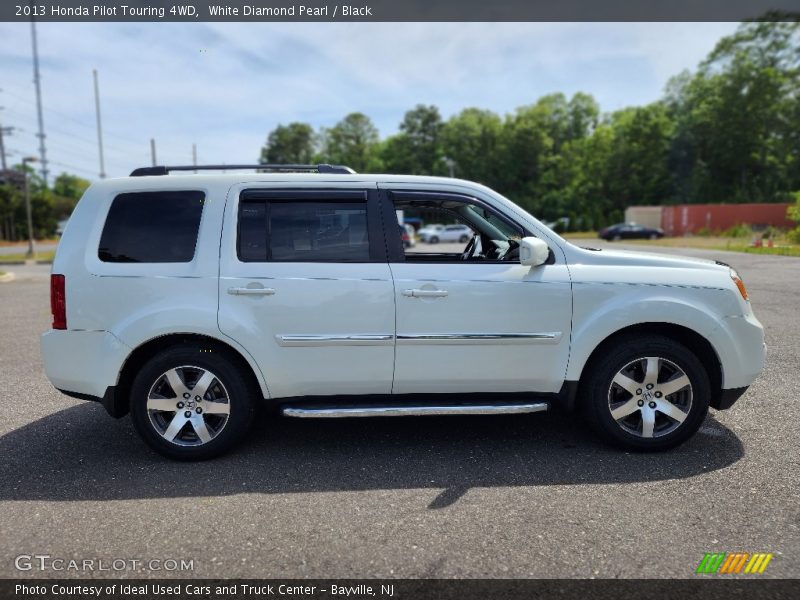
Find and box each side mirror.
[519,237,550,267]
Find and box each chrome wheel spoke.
[162,413,188,441]
[659,374,691,397]
[190,417,212,444]
[202,400,230,415]
[612,372,640,396]
[191,370,216,398]
[164,368,190,397]
[640,408,656,438]
[611,398,640,421]
[643,357,660,386]
[147,397,177,412]
[657,400,688,423]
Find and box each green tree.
[440,108,503,185]
[259,122,317,164]
[381,105,443,175]
[320,113,380,172]
[605,104,675,208]
[51,172,90,220]
[677,19,800,202]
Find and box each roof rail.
[129,164,356,177]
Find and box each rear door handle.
[227,286,276,296]
[402,289,448,298]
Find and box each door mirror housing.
[519,237,550,267]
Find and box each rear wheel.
[612,234,621,241]
[130,345,256,460]
[582,334,710,451]
[459,235,469,243]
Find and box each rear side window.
[99,191,205,263]
[238,199,370,262]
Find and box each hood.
[569,245,730,273]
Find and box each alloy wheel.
[146,365,231,446]
[607,356,692,438]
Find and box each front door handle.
[228,286,276,296]
[402,289,449,298]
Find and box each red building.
[660,203,792,236]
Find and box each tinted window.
[238,200,370,262]
[99,191,204,263]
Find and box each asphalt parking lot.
[0,241,798,579]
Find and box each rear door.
[218,185,395,399]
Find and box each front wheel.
[582,334,710,451]
[130,344,256,460]
[459,235,469,243]
[429,236,439,244]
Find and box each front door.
[218,185,395,399]
[383,188,573,395]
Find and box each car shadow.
[0,403,743,507]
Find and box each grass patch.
[719,244,800,257]
[0,250,56,263]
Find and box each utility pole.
[30,18,49,185]
[92,69,106,178]
[150,138,157,166]
[0,123,13,171]
[192,143,197,173]
[22,156,37,258]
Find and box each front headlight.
[730,268,749,301]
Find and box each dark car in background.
[599,223,664,241]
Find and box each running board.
[281,402,549,419]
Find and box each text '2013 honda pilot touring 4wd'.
[41,164,766,460]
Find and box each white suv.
[41,164,766,460]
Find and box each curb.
[0,272,16,283]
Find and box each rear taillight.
[50,274,67,330]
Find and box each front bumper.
[708,313,767,391]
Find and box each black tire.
[130,344,257,460]
[429,236,439,244]
[649,233,658,240]
[582,334,710,451]
[459,235,469,243]
[612,234,621,241]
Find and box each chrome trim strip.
[276,334,394,347]
[396,332,562,345]
[282,402,549,418]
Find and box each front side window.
[391,192,525,262]
[238,199,370,262]
[98,190,205,263]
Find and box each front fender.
[565,283,737,384]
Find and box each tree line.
[0,170,89,241]
[260,20,800,231]
[1,19,797,240]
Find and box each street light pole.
[22,156,37,259]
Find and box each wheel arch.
[570,323,723,411]
[114,333,268,417]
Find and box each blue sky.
[0,22,739,181]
